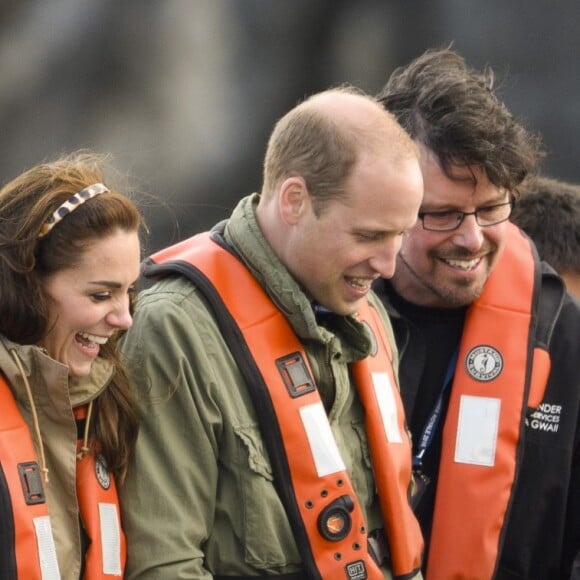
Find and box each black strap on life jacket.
[535,268,565,350]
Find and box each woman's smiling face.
[39,229,140,377]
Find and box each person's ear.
[279,176,310,225]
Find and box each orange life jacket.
[147,230,423,579]
[74,406,127,579]
[0,374,126,579]
[427,224,552,579]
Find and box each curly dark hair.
[377,47,545,191]
[512,175,580,274]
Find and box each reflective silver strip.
[33,515,60,580]
[99,502,122,575]
[372,372,403,443]
[299,401,346,477]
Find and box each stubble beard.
[397,252,486,308]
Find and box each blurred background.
[1,0,579,253]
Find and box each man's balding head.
[262,86,418,213]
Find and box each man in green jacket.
[120,87,424,579]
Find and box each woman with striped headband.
[0,151,146,579]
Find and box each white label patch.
[99,503,122,575]
[33,516,61,580]
[299,402,346,477]
[372,372,402,443]
[455,395,500,466]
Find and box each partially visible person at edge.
[119,87,425,579]
[511,174,580,298]
[372,47,580,579]
[0,152,144,579]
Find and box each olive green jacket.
[120,194,420,579]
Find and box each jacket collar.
[223,194,372,360]
[0,334,114,409]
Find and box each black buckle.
[317,495,354,541]
[18,462,45,505]
[410,470,430,510]
[276,353,316,398]
[368,528,390,567]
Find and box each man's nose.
[452,213,485,251]
[369,238,401,279]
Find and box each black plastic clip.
[318,495,354,541]
[18,462,45,505]
[276,352,316,398]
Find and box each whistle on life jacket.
[317,495,355,541]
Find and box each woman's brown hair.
[0,150,145,481]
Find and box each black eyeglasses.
[418,198,515,232]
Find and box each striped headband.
[38,183,109,238]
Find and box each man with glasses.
[373,47,580,579]
[419,197,514,233]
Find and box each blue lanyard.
[412,347,459,471]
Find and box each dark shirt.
[380,283,466,556]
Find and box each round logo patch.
[465,345,503,382]
[95,454,111,490]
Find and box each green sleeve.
[119,281,222,579]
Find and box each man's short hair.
[262,86,417,215]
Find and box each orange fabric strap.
[150,231,423,578]
[427,224,547,579]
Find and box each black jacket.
[374,261,580,579]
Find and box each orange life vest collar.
[0,374,58,579]
[0,374,126,579]
[74,406,127,579]
[427,224,550,579]
[148,231,423,579]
